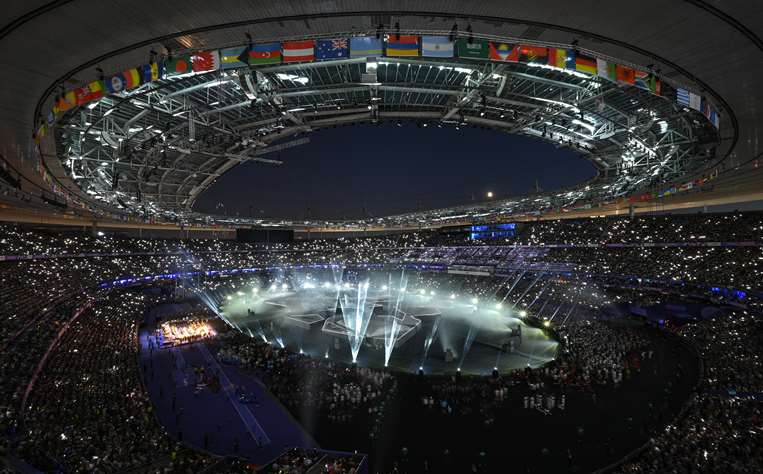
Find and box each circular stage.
[219,285,558,375]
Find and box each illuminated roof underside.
[56,56,718,226]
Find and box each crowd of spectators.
[414,321,651,426]
[264,448,323,473]
[16,292,222,472]
[0,212,760,472]
[540,246,762,293]
[217,337,396,432]
[263,448,364,474]
[619,312,762,473]
[515,212,763,246]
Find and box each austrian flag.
[283,40,315,63]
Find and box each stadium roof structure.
[0,2,761,230]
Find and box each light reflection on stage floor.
[220,288,558,375]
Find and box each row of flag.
[37,35,720,142]
[627,172,719,204]
[676,87,720,128]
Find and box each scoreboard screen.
[469,223,517,240]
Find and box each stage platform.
[220,289,559,375]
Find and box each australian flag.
[316,38,349,60]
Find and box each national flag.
[140,62,161,83]
[105,73,127,94]
[547,48,568,68]
[34,123,46,143]
[596,58,616,80]
[421,36,454,58]
[676,88,690,107]
[350,36,382,58]
[386,35,419,57]
[575,53,597,75]
[219,46,250,69]
[247,42,282,64]
[634,71,661,95]
[456,39,489,59]
[75,80,105,106]
[56,90,77,112]
[615,64,635,84]
[564,49,576,70]
[517,45,548,64]
[192,50,220,72]
[709,108,720,129]
[282,40,315,62]
[123,68,142,89]
[165,55,193,76]
[316,38,349,60]
[701,98,711,118]
[488,42,518,62]
[689,92,701,111]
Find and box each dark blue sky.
[194,123,596,219]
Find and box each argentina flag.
[421,36,454,58]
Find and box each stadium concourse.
[1,2,763,474]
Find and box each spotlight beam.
[385,270,408,366]
[548,301,565,322]
[459,323,478,369]
[422,316,441,365]
[535,298,550,319]
[511,272,545,309]
[525,281,551,311]
[500,270,527,304]
[560,303,577,326]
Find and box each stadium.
[0,2,761,473]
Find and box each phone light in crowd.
[519,310,527,317]
[487,191,494,198]
[544,320,551,327]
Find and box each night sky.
[194,123,596,219]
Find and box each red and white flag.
[282,40,315,63]
[192,51,220,73]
